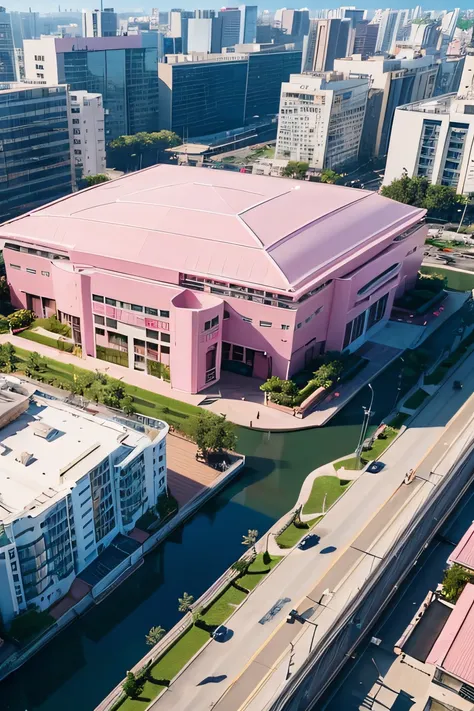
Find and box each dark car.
[287,609,305,624]
[212,625,229,642]
[367,461,385,474]
[298,534,320,550]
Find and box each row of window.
[92,294,169,318]
[5,241,69,261]
[204,316,219,331]
[9,264,50,276]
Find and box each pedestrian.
[256,411,260,420]
[250,420,253,428]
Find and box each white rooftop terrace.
[0,397,148,522]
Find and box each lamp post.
[355,383,374,469]
[393,357,405,411]
[457,199,469,233]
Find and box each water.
[3,276,474,711]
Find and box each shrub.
[271,392,296,407]
[260,376,285,393]
[281,379,298,395]
[7,309,35,330]
[122,671,145,699]
[416,272,446,293]
[313,361,343,389]
[442,564,473,603]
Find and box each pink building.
[1,165,426,394]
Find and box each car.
[212,625,229,642]
[367,461,385,474]
[287,609,305,624]
[298,534,320,550]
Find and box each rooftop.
[448,522,474,571]
[2,164,424,293]
[0,396,148,522]
[427,583,474,685]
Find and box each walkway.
[166,435,222,507]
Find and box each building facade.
[187,17,223,54]
[82,7,118,38]
[2,165,426,394]
[275,72,369,170]
[0,7,17,81]
[159,49,301,139]
[383,53,474,195]
[23,36,159,146]
[0,389,168,624]
[69,91,106,180]
[0,83,75,223]
[302,18,351,73]
[334,53,438,157]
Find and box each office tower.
[169,9,194,52]
[162,36,183,56]
[187,17,222,54]
[240,5,257,44]
[384,48,474,195]
[375,10,405,54]
[0,390,167,624]
[407,21,440,51]
[218,6,257,49]
[441,8,460,43]
[435,55,465,96]
[279,9,310,39]
[69,91,106,181]
[195,10,216,19]
[341,8,365,27]
[354,21,379,58]
[0,83,75,222]
[9,11,39,49]
[302,19,351,73]
[159,48,301,138]
[0,8,17,81]
[275,72,369,170]
[82,7,118,38]
[334,53,438,158]
[23,36,159,147]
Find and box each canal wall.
[269,429,474,711]
[0,454,246,684]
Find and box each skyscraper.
[353,21,379,58]
[302,19,351,73]
[0,83,75,222]
[82,7,118,38]
[23,36,159,146]
[218,6,257,48]
[187,17,223,53]
[375,10,404,54]
[0,8,17,81]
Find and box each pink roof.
[427,583,474,685]
[1,165,424,292]
[448,522,474,572]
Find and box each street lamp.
[393,358,405,411]
[355,383,374,469]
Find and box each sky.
[8,1,472,14]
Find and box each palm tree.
[242,529,259,557]
[178,592,194,615]
[145,625,166,647]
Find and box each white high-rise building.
[275,72,369,170]
[82,7,118,37]
[69,90,106,179]
[0,386,168,625]
[383,48,474,195]
[375,9,406,54]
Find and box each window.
[145,307,158,316]
[41,270,50,277]
[161,333,170,343]
[281,325,290,330]
[92,294,104,303]
[160,310,169,318]
[260,321,272,328]
[131,304,143,312]
[242,317,252,323]
[84,529,94,539]
[85,541,94,550]
[26,268,36,274]
[211,316,219,328]
[147,341,158,351]
[233,345,244,362]
[72,118,80,124]
[158,477,165,488]
[357,264,400,296]
[224,310,230,320]
[9,264,20,270]
[106,318,117,329]
[80,496,92,508]
[105,297,116,306]
[95,328,105,336]
[146,329,159,340]
[94,314,105,325]
[160,345,170,354]
[204,321,211,331]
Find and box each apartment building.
[275,72,369,170]
[69,91,106,180]
[0,385,168,624]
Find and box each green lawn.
[275,517,322,549]
[404,388,430,410]
[334,427,399,471]
[9,343,201,432]
[119,552,282,710]
[17,329,73,352]
[302,476,351,515]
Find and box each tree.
[102,379,126,408]
[145,625,166,647]
[24,351,46,376]
[320,169,342,184]
[7,309,35,330]
[120,395,136,416]
[0,343,18,373]
[178,592,194,615]
[0,276,10,302]
[122,671,144,699]
[242,529,258,557]
[109,131,181,172]
[442,564,473,603]
[381,173,464,216]
[84,174,110,187]
[231,559,250,576]
[186,412,237,460]
[282,161,309,180]
[313,361,343,389]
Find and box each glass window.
[233,345,244,361]
[106,318,117,329]
[146,329,159,340]
[41,271,50,277]
[105,297,116,306]
[204,320,211,331]
[242,317,252,323]
[224,310,230,320]
[145,307,158,316]
[131,304,143,312]
[281,324,290,330]
[260,321,272,328]
[92,294,104,303]
[161,333,170,343]
[9,264,20,270]
[26,268,36,274]
[94,314,105,325]
[160,310,170,318]
[95,327,105,336]
[147,341,158,351]
[160,345,170,354]
[211,316,219,327]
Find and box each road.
[150,350,474,711]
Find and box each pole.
[355,383,374,468]
[457,199,469,233]
[322,492,327,515]
[309,623,318,653]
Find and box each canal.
[2,268,474,711]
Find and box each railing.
[205,367,216,383]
